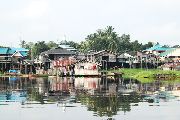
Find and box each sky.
[0,0,180,47]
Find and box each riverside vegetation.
[107,68,180,83]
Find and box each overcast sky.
[0,0,180,47]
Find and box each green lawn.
[106,68,180,83]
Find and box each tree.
[141,42,153,50]
[118,34,131,52]
[32,41,49,57]
[47,41,58,48]
[172,45,180,48]
[67,41,79,49]
[24,42,34,59]
[162,45,170,48]
[106,26,119,53]
[130,40,143,51]
[19,40,26,48]
[79,41,90,53]
[85,26,119,52]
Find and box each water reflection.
[0,76,180,117]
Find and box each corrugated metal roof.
[159,48,176,57]
[146,44,161,51]
[41,47,76,55]
[0,48,9,54]
[118,53,134,58]
[145,44,170,51]
[155,47,170,51]
[59,45,72,48]
[8,49,16,54]
[0,47,28,55]
[12,48,28,51]
[59,45,77,51]
[19,51,27,57]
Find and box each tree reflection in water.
[0,76,180,118]
[76,92,141,117]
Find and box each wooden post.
[30,65,32,74]
[25,65,27,74]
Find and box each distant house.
[39,47,76,70]
[143,43,170,55]
[117,53,135,63]
[86,50,116,63]
[86,50,117,69]
[130,51,162,69]
[40,47,76,60]
[76,53,86,61]
[159,48,180,61]
[0,47,29,72]
[59,44,77,52]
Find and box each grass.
[0,72,4,76]
[106,68,180,83]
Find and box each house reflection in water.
[75,77,99,89]
[142,82,180,103]
[48,77,75,95]
[1,76,180,117]
[0,77,27,103]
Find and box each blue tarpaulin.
[8,70,18,73]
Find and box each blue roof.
[0,91,27,102]
[146,44,161,51]
[59,45,73,49]
[11,47,28,51]
[0,47,28,55]
[8,49,16,54]
[159,48,176,57]
[145,44,170,51]
[155,47,170,51]
[19,51,28,57]
[59,45,77,52]
[0,48,9,54]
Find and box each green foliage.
[0,71,3,75]
[172,45,180,48]
[141,42,153,50]
[130,40,143,51]
[15,26,163,57]
[21,41,58,59]
[28,88,44,104]
[107,68,180,83]
[82,26,119,53]
[79,26,154,53]
[76,93,141,117]
[32,41,49,57]
[47,41,58,48]
[19,40,26,48]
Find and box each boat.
[74,62,99,76]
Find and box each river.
[0,76,180,120]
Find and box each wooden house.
[86,50,116,63]
[0,47,29,73]
[39,47,76,70]
[159,48,180,61]
[143,43,170,55]
[86,50,117,69]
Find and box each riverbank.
[106,68,180,83]
[1,68,180,81]
[0,74,49,78]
